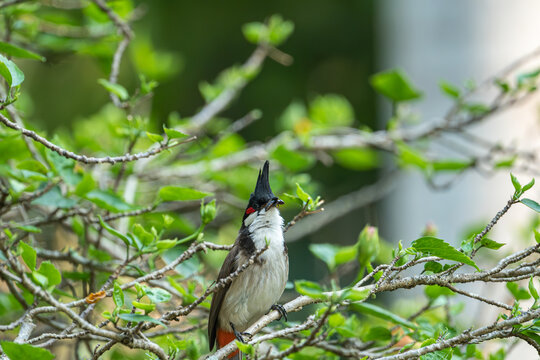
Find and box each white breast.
[219,207,289,332]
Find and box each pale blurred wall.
[377,1,540,358]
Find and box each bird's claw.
[230,322,252,343]
[271,304,288,322]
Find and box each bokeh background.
[13,1,540,358]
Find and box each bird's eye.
[245,207,255,215]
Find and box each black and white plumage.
[208,161,288,357]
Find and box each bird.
[208,160,289,359]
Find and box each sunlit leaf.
[412,236,479,271]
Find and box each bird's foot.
[271,304,288,322]
[230,322,252,343]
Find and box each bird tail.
[217,329,242,359]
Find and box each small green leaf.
[272,144,315,171]
[74,172,96,197]
[163,126,187,140]
[295,183,310,203]
[32,186,76,209]
[158,186,212,202]
[511,173,521,193]
[235,341,255,356]
[132,224,154,246]
[309,243,339,272]
[156,239,177,249]
[118,313,166,327]
[480,238,505,250]
[506,282,531,300]
[350,302,417,329]
[15,224,41,233]
[517,68,540,87]
[295,280,325,299]
[37,261,61,287]
[132,301,156,312]
[439,80,460,98]
[0,54,24,88]
[267,14,294,46]
[19,242,36,270]
[529,276,539,301]
[364,326,392,341]
[333,148,378,170]
[423,261,443,274]
[522,178,535,192]
[343,288,370,302]
[97,78,129,100]
[144,287,172,303]
[31,271,49,287]
[0,342,54,360]
[412,236,479,271]
[0,41,45,61]
[242,22,268,44]
[370,69,422,102]
[113,281,124,307]
[534,229,540,244]
[85,190,135,213]
[146,132,163,143]
[98,216,131,247]
[425,285,455,299]
[521,198,540,212]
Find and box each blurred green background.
[20,0,378,283]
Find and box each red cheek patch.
[245,207,255,215]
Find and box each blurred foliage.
[0,1,539,360]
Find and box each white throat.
[244,207,284,249]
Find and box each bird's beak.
[265,197,284,211]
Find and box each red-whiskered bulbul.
[208,160,288,359]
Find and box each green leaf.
[309,243,339,271]
[0,342,54,360]
[309,94,355,127]
[370,69,422,102]
[423,261,443,273]
[350,302,417,329]
[522,178,535,192]
[32,271,49,287]
[479,238,505,250]
[132,224,154,246]
[412,236,480,271]
[156,239,177,249]
[521,198,540,212]
[97,79,128,100]
[267,14,294,46]
[118,313,166,327]
[425,285,455,299]
[163,126,187,140]
[535,229,540,244]
[242,22,267,44]
[333,148,378,170]
[32,186,77,209]
[343,288,370,302]
[37,261,61,287]
[295,280,325,299]
[364,326,392,341]
[432,160,472,172]
[144,287,172,303]
[146,132,163,143]
[98,216,131,247]
[272,144,315,171]
[396,143,429,170]
[528,276,539,301]
[0,54,24,88]
[19,242,36,270]
[132,301,156,312]
[85,190,135,213]
[158,186,212,202]
[420,348,453,360]
[0,41,45,61]
[517,68,540,87]
[14,225,41,234]
[235,341,255,356]
[439,80,460,98]
[295,183,311,203]
[506,282,531,300]
[511,173,521,193]
[74,172,96,197]
[113,281,124,307]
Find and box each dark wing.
[208,244,239,350]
